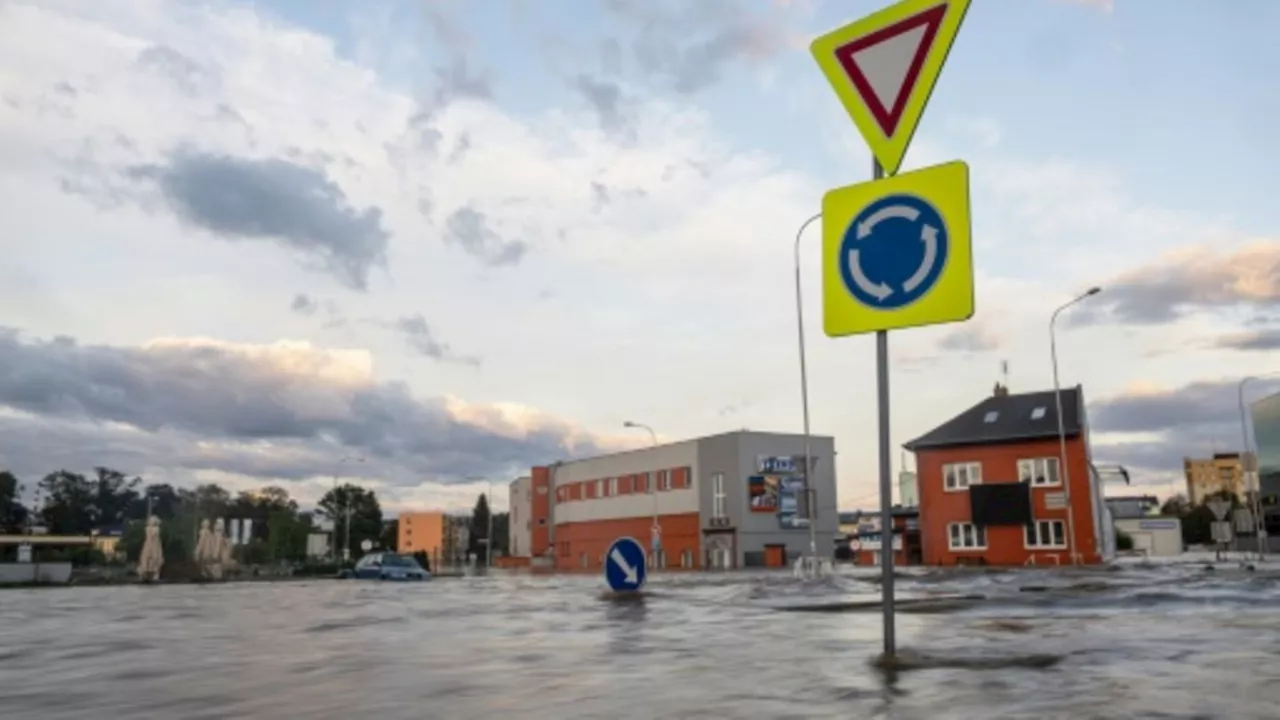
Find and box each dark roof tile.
[903,386,1083,451]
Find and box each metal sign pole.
[873,159,896,660]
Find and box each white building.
[508,475,531,558]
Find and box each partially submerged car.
[340,552,432,581]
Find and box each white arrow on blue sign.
[604,536,647,593]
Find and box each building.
[508,476,532,558]
[1184,453,1247,505]
[513,430,840,572]
[905,384,1106,567]
[898,470,919,507]
[1105,495,1160,520]
[398,511,445,558]
[1251,391,1280,534]
[838,507,920,566]
[1114,517,1183,557]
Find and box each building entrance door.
[764,544,786,568]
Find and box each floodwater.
[2,559,1280,719]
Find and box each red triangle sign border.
[832,4,948,138]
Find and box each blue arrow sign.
[604,536,647,593]
[839,193,949,310]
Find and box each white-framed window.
[711,472,726,518]
[943,462,982,491]
[639,472,652,494]
[658,470,671,491]
[681,549,694,568]
[947,522,987,550]
[595,479,604,497]
[580,552,589,568]
[1017,457,1061,487]
[1025,519,1067,549]
[607,477,618,496]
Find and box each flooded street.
[3,562,1280,719]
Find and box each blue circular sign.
[839,193,949,310]
[604,536,647,593]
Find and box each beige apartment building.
[1184,453,1247,504]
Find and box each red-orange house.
[904,384,1103,567]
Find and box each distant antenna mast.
[1001,359,1009,389]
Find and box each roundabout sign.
[839,193,948,310]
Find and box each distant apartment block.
[1183,453,1246,505]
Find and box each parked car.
[340,552,432,581]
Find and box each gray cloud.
[434,56,493,106]
[573,74,635,140]
[291,293,319,316]
[394,314,480,366]
[604,0,792,94]
[1069,243,1280,326]
[937,324,1001,353]
[0,329,601,485]
[135,45,217,95]
[1086,377,1280,479]
[1213,329,1280,351]
[125,149,390,290]
[444,206,528,267]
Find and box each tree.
[231,486,298,542]
[0,470,29,534]
[39,470,96,534]
[1160,494,1190,518]
[1182,504,1215,546]
[89,467,141,528]
[129,483,182,521]
[490,512,509,558]
[380,519,399,552]
[468,493,491,562]
[179,483,232,521]
[318,484,382,561]
[266,509,311,562]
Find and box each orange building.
[398,511,445,557]
[905,384,1103,567]
[512,431,841,573]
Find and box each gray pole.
[486,482,494,567]
[1238,377,1269,559]
[872,159,896,660]
[625,421,661,566]
[793,211,823,558]
[1050,288,1100,566]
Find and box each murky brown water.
[2,562,1279,719]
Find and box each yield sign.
[810,0,971,176]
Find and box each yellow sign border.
[821,160,973,337]
[810,0,971,177]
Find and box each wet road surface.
[2,560,1279,719]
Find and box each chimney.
[992,382,1009,398]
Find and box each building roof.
[903,386,1083,452]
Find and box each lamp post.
[1050,287,1101,566]
[334,455,364,562]
[624,420,661,565]
[1237,375,1275,559]
[793,211,823,559]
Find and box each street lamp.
[1050,286,1101,566]
[793,211,823,559]
[1237,375,1276,559]
[334,455,364,562]
[623,421,662,565]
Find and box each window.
[681,549,694,568]
[1025,519,1066,549]
[639,472,652,494]
[1017,457,1061,487]
[607,477,618,496]
[1030,406,1047,420]
[943,462,982,491]
[711,472,726,519]
[983,410,999,423]
[580,552,589,568]
[595,479,604,497]
[947,522,987,550]
[658,470,671,491]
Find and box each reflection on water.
[2,564,1280,719]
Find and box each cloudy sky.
[2,0,1278,514]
